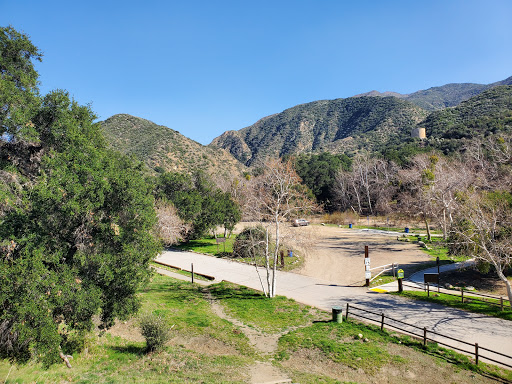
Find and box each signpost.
[364,246,370,286]
[397,269,404,292]
[424,273,440,294]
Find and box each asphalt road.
[155,249,512,368]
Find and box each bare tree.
[333,154,398,216]
[244,159,317,297]
[397,153,473,239]
[154,200,190,246]
[449,190,512,307]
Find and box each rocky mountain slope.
[100,114,246,177]
[210,76,512,165]
[210,96,427,165]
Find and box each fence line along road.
[402,281,511,311]
[345,303,512,368]
[155,250,512,368]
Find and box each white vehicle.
[292,218,309,227]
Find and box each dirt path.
[205,292,292,384]
[293,226,431,285]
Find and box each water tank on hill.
[411,127,426,139]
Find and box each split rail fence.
[402,281,511,311]
[344,303,512,369]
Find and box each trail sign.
[364,258,371,266]
[397,269,404,279]
[365,271,371,279]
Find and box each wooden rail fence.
[402,281,511,311]
[344,303,512,369]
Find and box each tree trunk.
[496,269,512,309]
[264,228,271,297]
[423,214,431,241]
[271,217,280,298]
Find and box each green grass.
[174,235,303,272]
[276,318,512,382]
[277,321,397,373]
[139,275,253,353]
[393,290,512,321]
[2,274,511,383]
[174,235,235,256]
[150,262,212,281]
[207,281,328,332]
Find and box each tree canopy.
[0,28,161,366]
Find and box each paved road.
[155,250,512,367]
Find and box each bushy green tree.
[155,171,240,239]
[295,152,351,210]
[0,28,161,366]
[0,26,42,140]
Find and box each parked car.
[292,218,309,227]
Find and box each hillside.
[355,75,512,111]
[420,85,512,140]
[101,114,246,177]
[210,97,427,165]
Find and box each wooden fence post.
[191,263,194,284]
[501,297,504,311]
[475,343,479,365]
[461,289,464,303]
[364,246,370,287]
[346,303,350,321]
[381,313,385,331]
[423,327,427,346]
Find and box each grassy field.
[1,273,511,383]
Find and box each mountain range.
[100,75,512,172]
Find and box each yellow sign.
[397,269,404,279]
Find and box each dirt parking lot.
[292,225,431,286]
[234,222,432,286]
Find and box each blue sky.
[2,0,512,144]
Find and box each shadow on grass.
[110,344,146,356]
[175,241,214,250]
[207,282,267,300]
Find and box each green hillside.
[421,85,512,140]
[210,97,427,165]
[356,75,512,111]
[101,114,246,177]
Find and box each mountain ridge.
[209,75,512,165]
[100,114,246,177]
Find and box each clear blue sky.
[2,0,511,144]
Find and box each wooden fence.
[402,281,511,311]
[344,303,512,369]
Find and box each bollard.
[332,306,343,323]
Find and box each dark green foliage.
[155,171,241,239]
[420,86,512,152]
[139,313,170,352]
[0,91,161,365]
[295,152,352,210]
[0,29,161,365]
[0,26,42,140]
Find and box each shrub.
[233,226,268,260]
[322,211,359,225]
[139,313,170,352]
